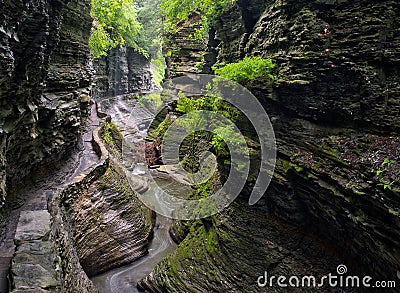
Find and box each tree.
[159,0,236,39]
[89,0,145,58]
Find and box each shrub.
[213,56,277,85]
[175,93,248,171]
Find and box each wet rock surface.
[0,0,399,292]
[93,46,156,99]
[0,0,92,205]
[237,0,399,132]
[2,103,101,293]
[138,201,347,292]
[10,210,60,292]
[0,0,94,290]
[139,0,400,292]
[1,1,165,292]
[53,97,158,281]
[61,162,153,277]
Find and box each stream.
[91,96,186,292]
[0,95,184,293]
[90,182,180,293]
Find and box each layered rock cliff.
[60,158,154,277]
[51,115,153,279]
[0,0,96,291]
[0,0,93,208]
[139,0,400,291]
[244,0,400,132]
[1,0,399,292]
[93,46,156,99]
[0,0,169,291]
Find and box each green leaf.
[160,0,236,40]
[213,56,277,85]
[89,0,146,58]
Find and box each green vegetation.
[103,125,113,144]
[187,180,214,200]
[97,167,113,191]
[135,0,163,55]
[136,0,166,83]
[175,94,240,121]
[382,158,396,167]
[211,125,249,171]
[205,227,219,252]
[151,54,166,86]
[135,93,164,113]
[89,0,166,81]
[212,56,277,85]
[149,91,254,176]
[102,120,122,148]
[149,116,174,140]
[89,0,145,58]
[377,181,394,191]
[175,93,247,169]
[160,0,236,39]
[166,220,220,280]
[375,158,398,191]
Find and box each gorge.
[0,0,399,292]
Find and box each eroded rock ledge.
[139,0,400,292]
[10,115,154,292]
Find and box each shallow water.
[91,214,176,293]
[91,96,188,292]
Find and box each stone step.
[0,257,11,293]
[11,210,60,292]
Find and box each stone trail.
[0,103,101,292]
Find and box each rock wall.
[60,162,154,277]
[164,23,209,78]
[0,0,93,206]
[21,119,154,292]
[47,124,110,293]
[140,0,400,291]
[57,121,153,278]
[93,46,156,99]
[9,121,110,293]
[217,0,400,132]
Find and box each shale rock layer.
[0,0,92,206]
[140,0,400,292]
